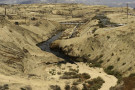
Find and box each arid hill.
[0,3,135,90]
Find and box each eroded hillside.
[0,3,135,90]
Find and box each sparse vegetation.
[104,66,122,83]
[69,68,79,73]
[71,85,79,90]
[57,64,62,68]
[82,77,105,90]
[107,65,114,70]
[81,73,91,80]
[0,84,9,90]
[88,60,103,67]
[50,85,61,90]
[60,71,79,79]
[65,85,70,90]
[117,58,120,62]
[122,63,126,66]
[72,81,80,85]
[1,3,135,90]
[49,69,56,75]
[57,72,61,75]
[92,14,117,28]
[60,71,90,80]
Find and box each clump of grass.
[107,65,114,70]
[104,66,122,83]
[71,85,79,90]
[20,85,32,90]
[72,81,80,86]
[92,14,117,28]
[88,60,103,68]
[81,73,91,80]
[50,85,61,90]
[82,77,105,90]
[0,84,9,90]
[57,72,61,75]
[57,64,62,68]
[60,71,90,80]
[69,68,79,73]
[60,71,79,79]
[65,85,70,90]
[49,69,56,75]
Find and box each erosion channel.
[36,31,118,90]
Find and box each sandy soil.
[45,62,117,90]
[76,63,117,90]
[0,62,117,90]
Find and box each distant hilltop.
[0,3,7,5]
[0,0,135,7]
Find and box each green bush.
[64,72,77,75]
[65,85,70,90]
[92,14,117,28]
[50,85,61,90]
[82,77,105,90]
[69,68,79,73]
[72,81,80,85]
[81,73,91,79]
[20,86,32,90]
[88,60,103,68]
[49,69,56,75]
[60,71,79,79]
[57,72,61,75]
[82,84,88,90]
[107,65,114,70]
[71,85,79,90]
[104,66,122,83]
[60,72,90,80]
[87,77,105,85]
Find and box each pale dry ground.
[77,63,117,90]
[0,63,117,90]
[44,62,117,90]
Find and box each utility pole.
[25,13,27,24]
[127,3,129,19]
[54,0,57,10]
[5,8,7,16]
